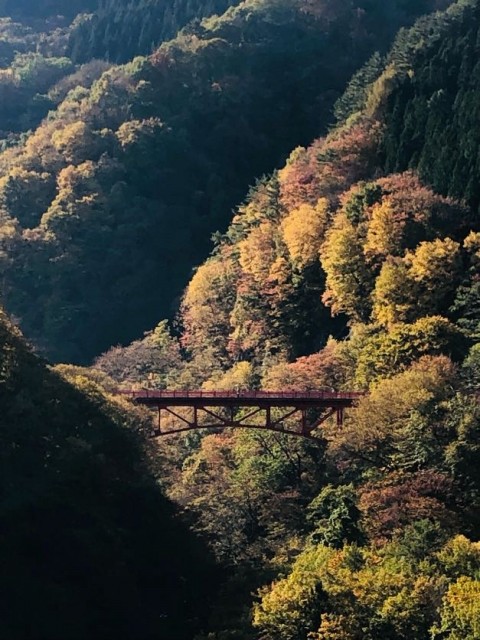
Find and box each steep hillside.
[0,308,216,639]
[382,0,480,211]
[0,16,106,141]
[0,0,240,140]
[68,0,241,63]
[0,0,448,363]
[0,51,78,137]
[157,0,478,383]
[94,3,480,637]
[2,1,480,639]
[0,0,97,20]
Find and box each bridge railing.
[116,389,364,400]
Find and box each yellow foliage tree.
[432,577,480,640]
[253,545,336,640]
[281,199,329,268]
[52,121,97,165]
[329,355,456,468]
[321,216,374,321]
[181,255,237,366]
[437,536,480,578]
[202,361,255,391]
[238,221,277,282]
[255,534,480,640]
[371,257,415,327]
[463,231,480,265]
[405,237,461,314]
[364,198,405,260]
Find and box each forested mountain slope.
[68,0,241,63]
[0,0,242,138]
[382,0,480,211]
[0,0,97,20]
[2,1,480,639]
[154,0,480,382]
[92,2,480,638]
[0,307,216,639]
[0,0,445,363]
[0,18,107,141]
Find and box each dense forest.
[383,0,480,211]
[68,0,241,63]
[2,0,480,638]
[0,0,98,20]
[95,1,480,637]
[0,0,449,363]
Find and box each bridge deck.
[118,389,363,408]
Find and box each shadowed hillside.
[0,308,217,639]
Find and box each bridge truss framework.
[119,390,363,440]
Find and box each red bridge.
[118,390,363,439]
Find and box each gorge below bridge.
[118,390,364,440]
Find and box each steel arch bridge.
[117,390,363,440]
